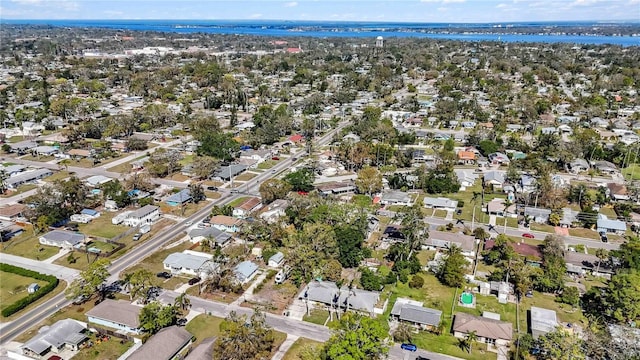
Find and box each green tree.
[126,269,154,302]
[558,286,580,308]
[213,310,275,360]
[173,293,191,312]
[355,166,383,196]
[197,131,240,161]
[393,322,413,343]
[535,328,585,360]
[409,274,425,288]
[604,269,640,323]
[536,235,566,293]
[437,245,467,288]
[259,178,292,204]
[191,155,218,179]
[139,302,178,334]
[323,313,389,360]
[284,168,315,192]
[336,225,365,268]
[188,182,205,204]
[66,258,111,300]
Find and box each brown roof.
[85,299,141,328]
[0,204,26,218]
[453,313,513,341]
[236,197,261,211]
[68,149,91,157]
[607,183,627,196]
[128,326,192,360]
[184,337,216,360]
[457,151,476,160]
[428,231,475,252]
[485,239,542,259]
[209,215,242,226]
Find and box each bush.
[457,200,464,208]
[0,263,59,317]
[408,275,425,289]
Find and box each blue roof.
[240,145,252,150]
[234,261,258,280]
[81,209,99,216]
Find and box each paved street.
[0,253,79,282]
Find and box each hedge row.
[0,263,60,317]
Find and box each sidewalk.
[271,334,299,360]
[0,253,79,282]
[230,271,267,306]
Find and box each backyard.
[0,227,59,260]
[412,331,496,360]
[79,214,128,239]
[72,333,133,360]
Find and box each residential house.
[300,280,383,316]
[568,159,589,174]
[452,312,513,348]
[268,252,285,268]
[239,149,273,164]
[39,230,85,249]
[457,150,476,165]
[20,319,88,357]
[519,175,537,193]
[485,239,542,263]
[607,183,630,201]
[425,231,476,257]
[6,168,53,189]
[33,145,58,156]
[259,199,289,223]
[564,251,614,277]
[316,182,356,196]
[524,207,552,224]
[187,227,232,247]
[163,251,216,277]
[454,169,479,188]
[184,337,216,360]
[127,326,193,360]
[380,191,414,206]
[0,203,26,221]
[85,299,143,334]
[483,171,506,190]
[540,127,558,135]
[0,164,26,176]
[530,307,559,339]
[8,140,37,154]
[85,175,113,188]
[486,198,516,217]
[560,208,580,228]
[596,215,627,235]
[423,197,458,212]
[209,215,242,233]
[232,197,262,218]
[592,160,619,175]
[506,124,523,133]
[390,298,442,330]
[214,164,248,181]
[234,261,259,284]
[123,205,160,227]
[67,149,92,159]
[488,152,510,165]
[165,189,192,207]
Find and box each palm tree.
[595,248,608,274]
[458,337,471,353]
[434,321,446,336]
[174,293,191,312]
[503,200,513,233]
[200,236,213,253]
[121,272,134,295]
[465,330,478,353]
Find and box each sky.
[1,0,639,23]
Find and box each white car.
[185,220,193,227]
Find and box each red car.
[272,156,280,160]
[522,233,535,239]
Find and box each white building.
[122,205,160,227]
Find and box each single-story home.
[300,280,383,316]
[9,140,38,153]
[452,312,513,347]
[21,319,88,357]
[524,207,552,224]
[234,261,259,284]
[188,227,232,247]
[6,168,53,189]
[316,182,356,196]
[592,160,619,175]
[379,191,414,206]
[423,197,458,212]
[486,199,516,217]
[596,216,627,235]
[128,326,193,360]
[560,208,580,227]
[123,205,160,227]
[530,306,558,339]
[165,189,192,206]
[232,197,262,218]
[268,252,285,268]
[425,230,476,257]
[163,250,217,277]
[483,171,506,190]
[39,230,85,249]
[184,337,216,360]
[488,152,510,165]
[209,215,242,233]
[457,151,476,164]
[0,203,26,221]
[259,199,289,224]
[568,159,589,174]
[33,145,59,156]
[213,164,248,181]
[85,299,143,334]
[607,183,630,201]
[390,298,442,330]
[564,251,614,276]
[84,175,112,188]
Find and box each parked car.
[271,156,280,160]
[188,277,201,285]
[525,290,534,298]
[177,318,188,326]
[207,186,218,191]
[401,343,417,352]
[522,233,535,239]
[132,233,142,241]
[157,272,172,279]
[416,357,430,360]
[601,236,608,243]
[72,294,89,305]
[230,189,239,194]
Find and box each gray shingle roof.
[530,306,558,337]
[85,299,141,329]
[163,252,211,272]
[128,326,192,360]
[188,227,232,245]
[40,230,84,247]
[398,304,442,326]
[184,337,216,360]
[128,205,159,219]
[23,319,87,355]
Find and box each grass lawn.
[530,223,555,233]
[518,291,586,329]
[0,271,49,308]
[416,250,436,265]
[162,200,211,218]
[303,308,330,325]
[599,206,617,218]
[622,164,640,180]
[1,184,37,198]
[568,228,599,240]
[170,173,191,182]
[86,240,118,253]
[185,314,225,345]
[70,154,126,169]
[79,214,128,239]
[0,227,59,260]
[228,197,248,208]
[257,160,279,170]
[43,170,73,182]
[235,172,257,181]
[412,332,496,360]
[73,333,133,360]
[283,338,322,360]
[21,155,56,162]
[432,209,448,218]
[454,293,518,330]
[205,191,221,199]
[385,273,456,321]
[0,280,66,322]
[7,135,24,143]
[179,154,195,166]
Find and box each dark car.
[188,277,201,285]
[157,272,172,279]
[416,357,430,360]
[401,343,417,352]
[601,236,608,243]
[271,156,280,160]
[177,318,188,326]
[207,186,218,191]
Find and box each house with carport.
[19,319,88,358]
[390,298,442,330]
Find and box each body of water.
[3,19,639,46]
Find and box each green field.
[0,271,48,309]
[0,226,59,260]
[185,314,225,345]
[622,164,640,180]
[78,214,128,239]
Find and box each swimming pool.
[461,292,474,305]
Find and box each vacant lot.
[185,314,225,345]
[0,227,59,260]
[0,271,48,309]
[43,170,73,183]
[234,172,257,181]
[73,333,133,360]
[79,214,128,239]
[249,277,299,315]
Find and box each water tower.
[375,36,384,48]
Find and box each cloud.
[248,13,263,19]
[496,3,508,8]
[443,0,466,3]
[10,0,42,4]
[284,1,298,7]
[103,10,123,16]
